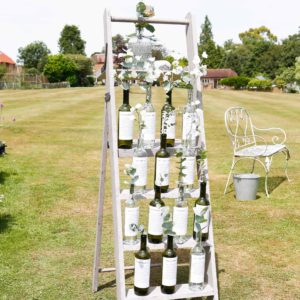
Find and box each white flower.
[131,70,138,78]
[118,71,125,80]
[173,66,183,75]
[148,57,155,63]
[193,55,201,65]
[130,107,136,113]
[182,74,191,84]
[135,56,141,61]
[202,51,208,59]
[118,53,126,58]
[135,103,142,110]
[172,60,179,67]
[195,100,200,105]
[125,57,133,64]
[126,49,134,56]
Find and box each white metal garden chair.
[224,107,290,197]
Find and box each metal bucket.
[233,173,260,200]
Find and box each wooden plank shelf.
[119,139,185,158]
[120,188,200,200]
[126,283,214,299]
[123,236,212,252]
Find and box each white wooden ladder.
[92,9,219,300]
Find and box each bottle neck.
[187,88,193,104]
[123,89,129,105]
[130,184,135,195]
[167,234,174,250]
[137,134,144,149]
[195,231,202,244]
[146,86,152,103]
[154,187,161,200]
[140,234,147,250]
[160,133,167,149]
[178,185,185,200]
[166,90,172,105]
[200,181,206,199]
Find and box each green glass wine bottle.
[118,89,133,149]
[134,233,151,296]
[148,187,165,244]
[154,133,170,193]
[161,90,176,147]
[161,234,178,294]
[193,181,210,241]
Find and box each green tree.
[280,33,300,69]
[239,26,278,44]
[66,54,93,86]
[295,57,300,81]
[43,54,78,83]
[58,25,86,55]
[17,41,50,72]
[198,16,223,68]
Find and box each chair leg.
[224,158,235,195]
[283,150,291,182]
[265,170,270,198]
[251,159,256,173]
[264,157,272,198]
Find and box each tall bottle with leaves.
[123,166,139,245]
[182,88,196,147]
[161,90,176,147]
[189,207,207,291]
[141,85,156,149]
[118,89,134,149]
[181,138,196,191]
[154,133,170,193]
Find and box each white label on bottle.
[162,257,178,286]
[194,204,210,234]
[124,207,139,237]
[182,156,195,185]
[134,258,151,289]
[132,156,148,186]
[190,254,205,284]
[182,112,195,141]
[155,157,170,186]
[119,111,133,140]
[162,111,176,139]
[142,112,156,141]
[148,206,163,235]
[173,206,188,236]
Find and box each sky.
[1,0,299,62]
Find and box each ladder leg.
[92,107,109,292]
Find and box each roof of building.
[0,51,16,65]
[203,69,237,78]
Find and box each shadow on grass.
[257,176,286,194]
[0,214,14,233]
[0,171,12,184]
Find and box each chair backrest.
[224,107,256,152]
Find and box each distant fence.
[0,73,70,89]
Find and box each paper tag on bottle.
[182,156,195,185]
[195,204,210,234]
[124,207,139,237]
[155,157,170,186]
[162,257,178,286]
[173,206,188,236]
[190,254,205,284]
[142,112,156,141]
[134,258,151,289]
[162,111,176,139]
[119,111,133,140]
[132,156,148,186]
[148,206,163,235]
[182,112,195,141]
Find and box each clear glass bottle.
[181,138,196,191]
[189,231,206,291]
[193,181,210,241]
[132,134,148,194]
[123,184,139,245]
[182,89,196,147]
[141,86,156,149]
[134,233,151,296]
[118,89,133,149]
[161,89,176,147]
[173,184,188,244]
[161,234,178,294]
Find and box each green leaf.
[136,2,146,14]
[145,24,155,33]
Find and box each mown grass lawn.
[0,87,299,300]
